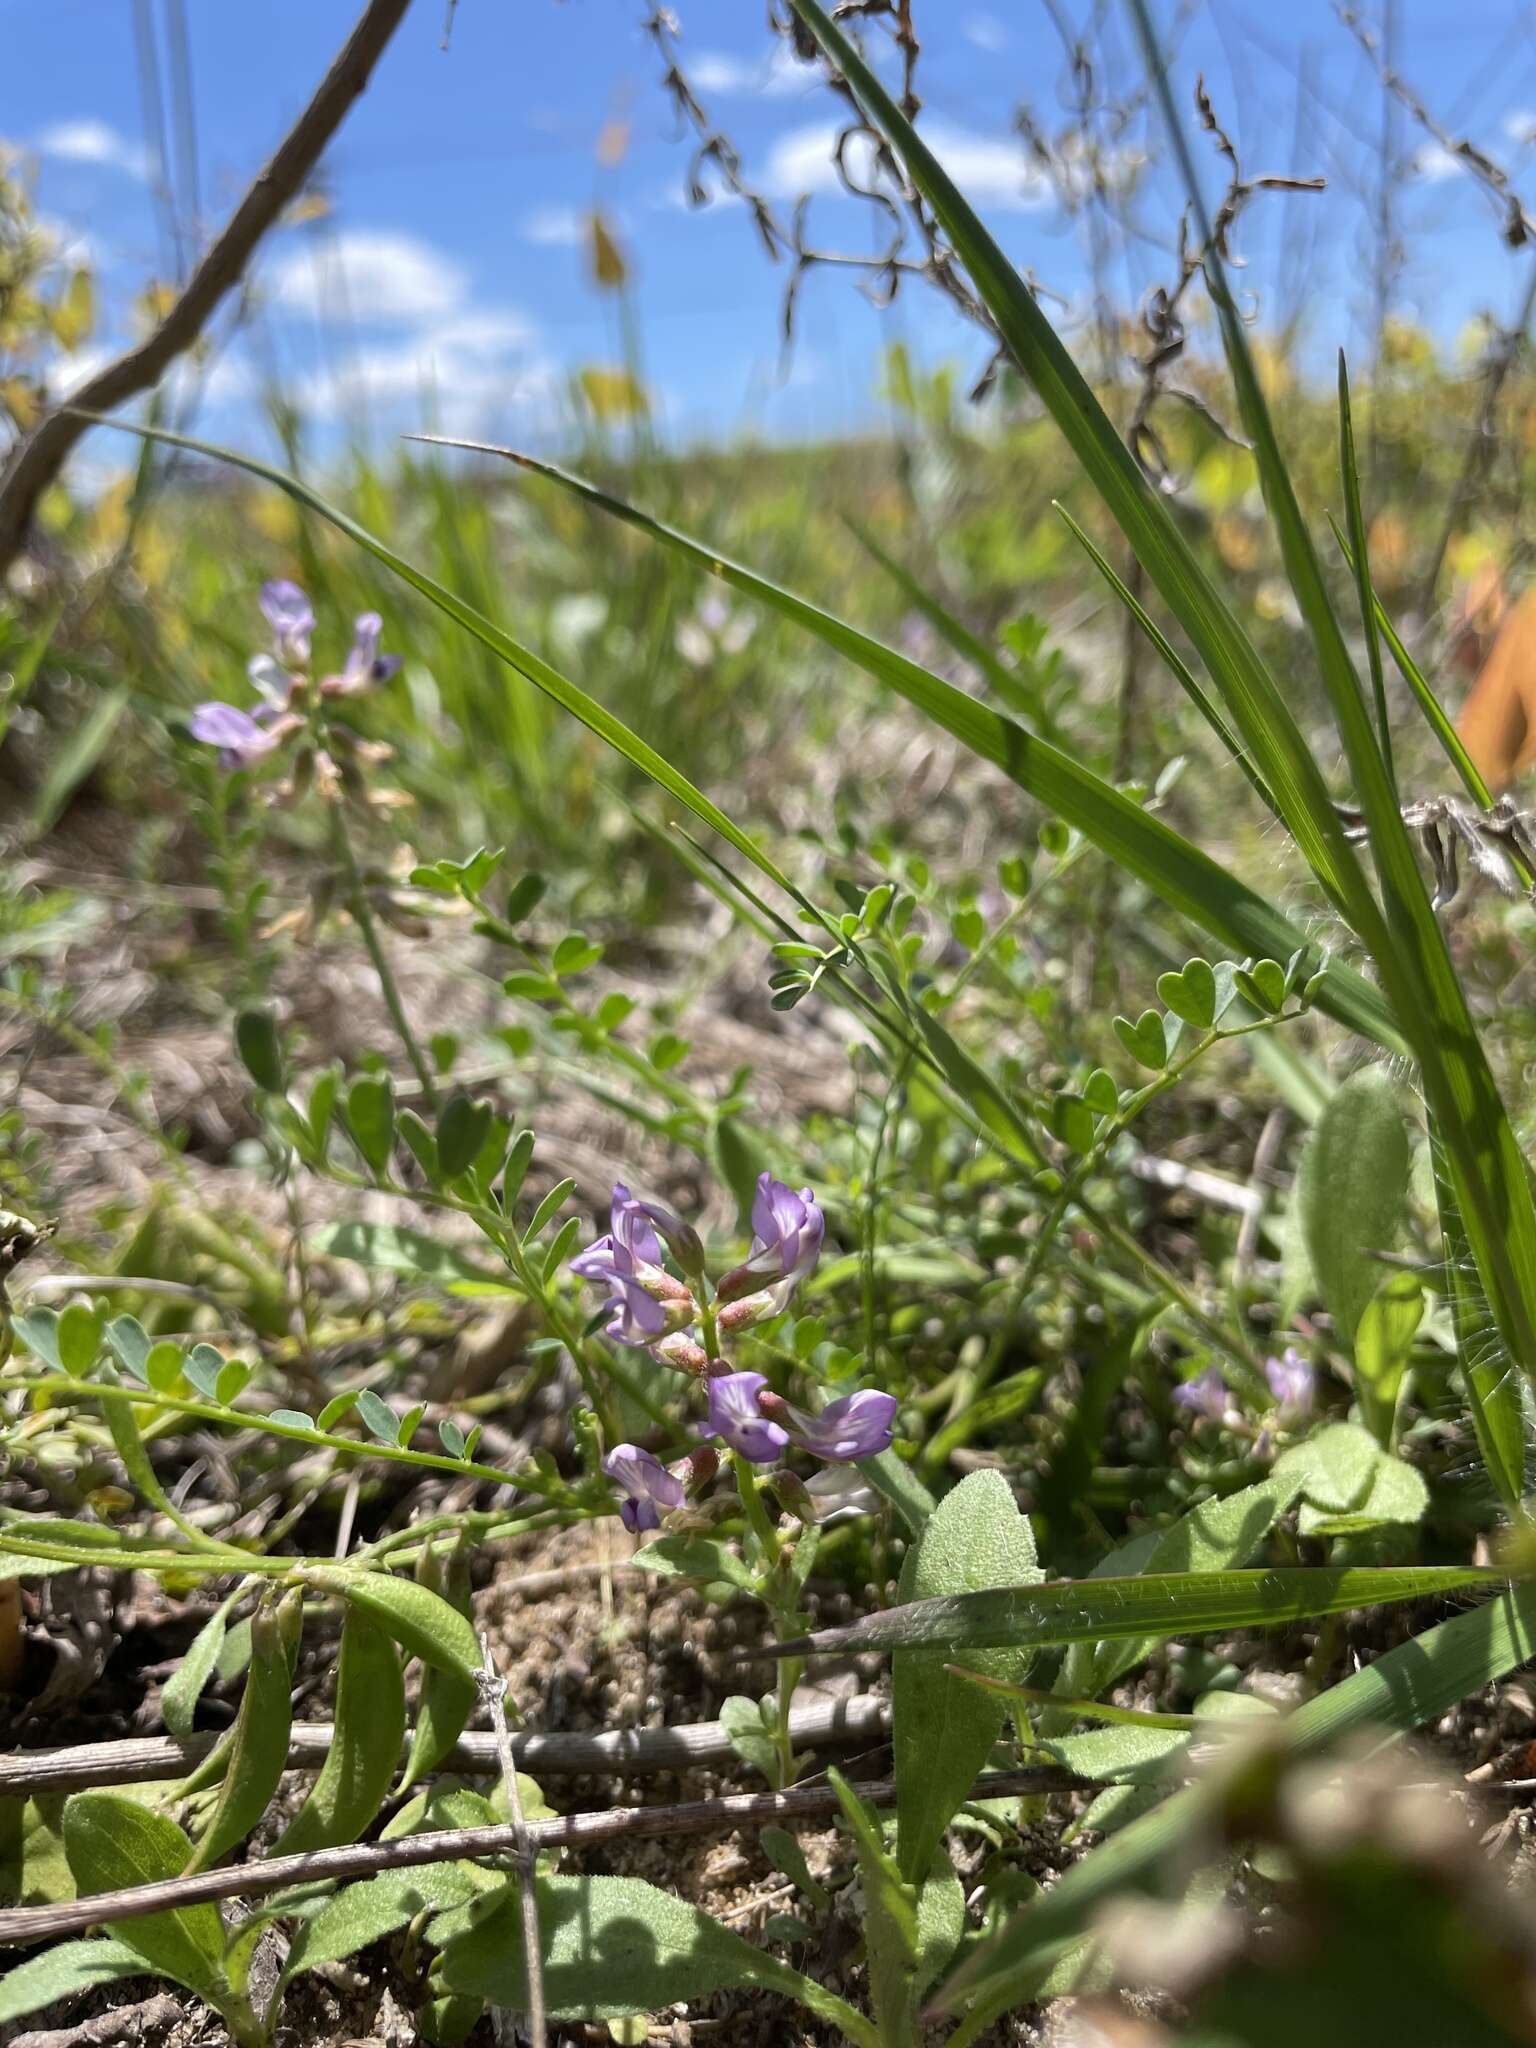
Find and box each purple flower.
[1264,1347,1314,1422]
[259,580,315,665]
[772,1389,898,1462]
[321,612,402,698]
[701,1370,790,1464]
[718,1175,825,1303]
[603,1443,685,1534]
[571,1183,697,1347]
[1173,1366,1235,1426]
[188,701,297,770]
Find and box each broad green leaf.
[1054,1470,1304,1709]
[62,1793,227,2000]
[104,1313,151,1382]
[1278,1425,1430,1536]
[356,1388,400,1446]
[304,1567,481,1681]
[892,1469,1041,1881]
[344,1074,395,1178]
[437,1093,492,1180]
[632,1534,755,1591]
[399,1545,478,1795]
[282,1862,486,1993]
[274,1607,404,1856]
[161,1585,244,1740]
[234,1010,284,1093]
[0,1938,146,2024]
[184,1599,295,1872]
[1354,1271,1425,1446]
[438,1873,875,2041]
[1297,1068,1410,1353]
[56,1302,102,1376]
[768,1564,1501,1659]
[718,1695,780,1782]
[0,1791,74,1909]
[12,1307,62,1369]
[308,1220,496,1286]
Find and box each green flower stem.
[326,797,439,1110]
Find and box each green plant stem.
[326,798,439,1109]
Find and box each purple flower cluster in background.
[573,1172,897,1533]
[188,580,399,779]
[1172,1348,1316,1438]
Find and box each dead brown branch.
[0,0,412,574]
[0,1765,1072,1950]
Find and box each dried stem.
[0,1693,892,1800]
[0,0,413,573]
[0,1765,1073,1950]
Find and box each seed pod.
[397,1542,477,1795]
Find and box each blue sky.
[8,0,1536,469]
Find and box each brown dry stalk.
[0,1766,1073,1949]
[0,1694,893,1799]
[0,0,412,571]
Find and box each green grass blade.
[762,1564,1503,1658]
[1054,501,1281,819]
[420,435,1402,1055]
[1429,1115,1526,1506]
[1121,11,1536,1489]
[1336,361,1395,791]
[1328,514,1494,810]
[932,1580,1536,2028]
[846,517,1070,744]
[786,0,1374,935]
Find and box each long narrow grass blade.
[418,435,1402,1055]
[1329,514,1494,810]
[1120,10,1536,1488]
[846,517,1069,744]
[933,1581,1536,2028]
[1337,362,1395,791]
[786,0,1375,938]
[1429,1116,1526,1506]
[1053,501,1281,818]
[761,1564,1502,1659]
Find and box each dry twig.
[0,0,412,572]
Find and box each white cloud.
[1504,109,1536,145]
[37,119,148,180]
[265,230,466,325]
[49,347,110,398]
[765,119,1049,210]
[687,44,813,98]
[521,204,587,247]
[1412,141,1466,184]
[298,308,552,433]
[963,14,1009,52]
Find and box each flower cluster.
[1173,1348,1315,1434]
[189,581,402,801]
[572,1172,898,1533]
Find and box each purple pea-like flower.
[1173,1366,1235,1426]
[321,612,403,697]
[603,1443,685,1534]
[571,1183,697,1347]
[775,1388,898,1462]
[1264,1347,1314,1421]
[259,580,315,665]
[188,701,296,770]
[718,1174,825,1303]
[701,1370,790,1464]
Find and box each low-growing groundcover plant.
[10,6,1536,2047]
